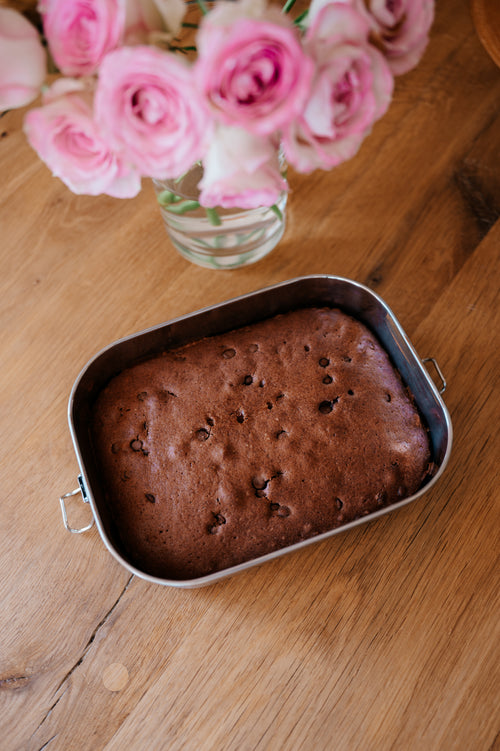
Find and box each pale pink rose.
[282,3,393,174]
[309,0,434,75]
[39,0,125,76]
[194,1,314,135]
[361,0,434,75]
[95,46,210,180]
[0,7,46,111]
[124,0,186,44]
[198,126,287,209]
[23,79,141,198]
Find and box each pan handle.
[59,483,94,534]
[422,357,447,394]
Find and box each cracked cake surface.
[90,307,431,579]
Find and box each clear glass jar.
[153,163,287,270]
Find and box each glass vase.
[153,163,287,270]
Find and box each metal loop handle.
[60,487,94,534]
[422,357,447,394]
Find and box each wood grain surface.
[1,2,499,750]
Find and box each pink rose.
[282,3,393,174]
[361,0,434,75]
[194,0,314,135]
[124,0,186,44]
[198,126,287,209]
[95,46,210,180]
[0,7,46,111]
[23,79,141,198]
[39,0,125,76]
[310,0,434,75]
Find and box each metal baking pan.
[60,275,452,588]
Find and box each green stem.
[195,0,209,15]
[282,0,297,13]
[182,22,199,28]
[164,200,201,214]
[294,9,309,25]
[168,45,197,54]
[205,208,222,226]
[270,204,283,221]
[157,190,183,205]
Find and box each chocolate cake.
[90,307,431,579]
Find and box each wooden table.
[2,3,499,749]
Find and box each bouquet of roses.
[0,0,434,209]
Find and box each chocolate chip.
[276,393,285,401]
[323,375,333,384]
[319,398,338,414]
[130,438,143,451]
[159,390,177,402]
[270,503,290,517]
[267,402,273,410]
[137,391,147,401]
[304,345,310,352]
[259,380,265,387]
[276,430,287,439]
[207,512,226,534]
[236,412,245,423]
[335,497,343,509]
[111,443,120,454]
[348,389,354,395]
[145,493,156,503]
[222,348,236,359]
[195,428,210,441]
[206,417,215,426]
[256,479,270,493]
[243,375,253,385]
[319,358,330,367]
[385,393,392,402]
[343,356,352,363]
[252,476,268,490]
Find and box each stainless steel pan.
[60,276,452,587]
